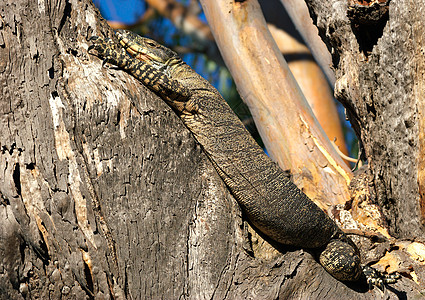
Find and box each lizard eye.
[145,41,157,47]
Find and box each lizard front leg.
[88,36,192,106]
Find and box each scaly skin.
[88,30,399,286]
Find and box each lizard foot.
[362,265,400,290]
[88,35,127,67]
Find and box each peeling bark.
[305,0,425,239]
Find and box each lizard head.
[115,30,180,71]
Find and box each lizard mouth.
[118,35,158,64]
[127,46,154,63]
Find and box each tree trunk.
[305,0,425,239]
[0,0,244,298]
[0,0,422,299]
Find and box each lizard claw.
[87,43,96,52]
[88,36,105,53]
[88,35,101,42]
[88,36,103,54]
[101,58,110,67]
[362,265,400,290]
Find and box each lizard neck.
[168,61,220,93]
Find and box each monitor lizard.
[88,30,399,289]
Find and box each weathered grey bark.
[0,0,245,297]
[0,0,422,299]
[304,0,425,239]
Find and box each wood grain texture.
[0,0,422,298]
[0,0,242,298]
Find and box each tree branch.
[200,0,352,208]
